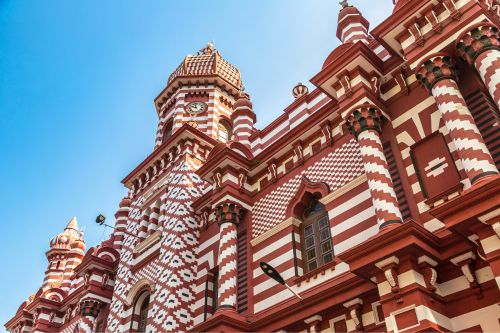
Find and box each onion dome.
[119,196,131,208]
[322,43,353,69]
[71,237,86,252]
[50,217,84,251]
[233,92,253,110]
[157,43,242,105]
[292,82,309,99]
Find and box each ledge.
[134,231,161,255]
[319,174,367,205]
[337,220,441,272]
[251,217,301,247]
[429,175,500,228]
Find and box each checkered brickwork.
[106,158,206,332]
[252,139,364,238]
[168,44,241,90]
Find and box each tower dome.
[162,43,242,100]
[49,217,84,251]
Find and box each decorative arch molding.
[95,247,120,262]
[286,175,330,218]
[43,288,66,302]
[228,141,253,159]
[206,142,228,161]
[125,278,156,307]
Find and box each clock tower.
[153,43,243,148]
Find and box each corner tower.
[153,43,244,148]
[43,217,85,292]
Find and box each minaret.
[231,92,256,149]
[336,1,370,44]
[42,217,85,291]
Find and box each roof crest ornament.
[339,0,350,8]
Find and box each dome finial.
[339,0,350,8]
[65,216,78,232]
[292,82,309,99]
[202,41,215,54]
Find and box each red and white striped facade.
[6,1,500,333]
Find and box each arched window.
[131,291,150,333]
[301,200,334,273]
[137,295,149,333]
[217,119,231,143]
[162,120,173,144]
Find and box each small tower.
[336,1,370,44]
[231,92,256,149]
[42,217,85,291]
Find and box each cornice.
[311,42,384,90]
[250,217,301,246]
[121,123,218,185]
[196,146,252,180]
[250,101,340,172]
[337,220,441,272]
[429,175,500,228]
[319,174,367,205]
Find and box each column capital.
[215,202,242,226]
[345,104,384,139]
[80,299,101,317]
[415,53,459,91]
[456,23,500,65]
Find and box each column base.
[379,220,403,230]
[217,304,237,311]
[471,171,499,185]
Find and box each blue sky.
[0,0,393,327]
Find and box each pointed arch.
[286,175,330,218]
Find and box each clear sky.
[0,0,393,328]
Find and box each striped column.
[457,23,500,108]
[336,4,370,44]
[416,54,498,184]
[346,105,403,230]
[113,197,130,250]
[231,92,256,149]
[215,202,241,310]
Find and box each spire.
[336,1,370,44]
[64,216,79,235]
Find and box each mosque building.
[6,0,500,332]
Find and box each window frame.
[162,120,173,144]
[217,119,231,143]
[300,201,334,273]
[137,294,150,333]
[130,290,150,333]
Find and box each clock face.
[186,102,207,115]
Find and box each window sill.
[291,258,338,286]
[134,231,161,255]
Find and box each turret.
[230,92,256,149]
[42,217,85,291]
[336,1,370,44]
[154,43,244,147]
